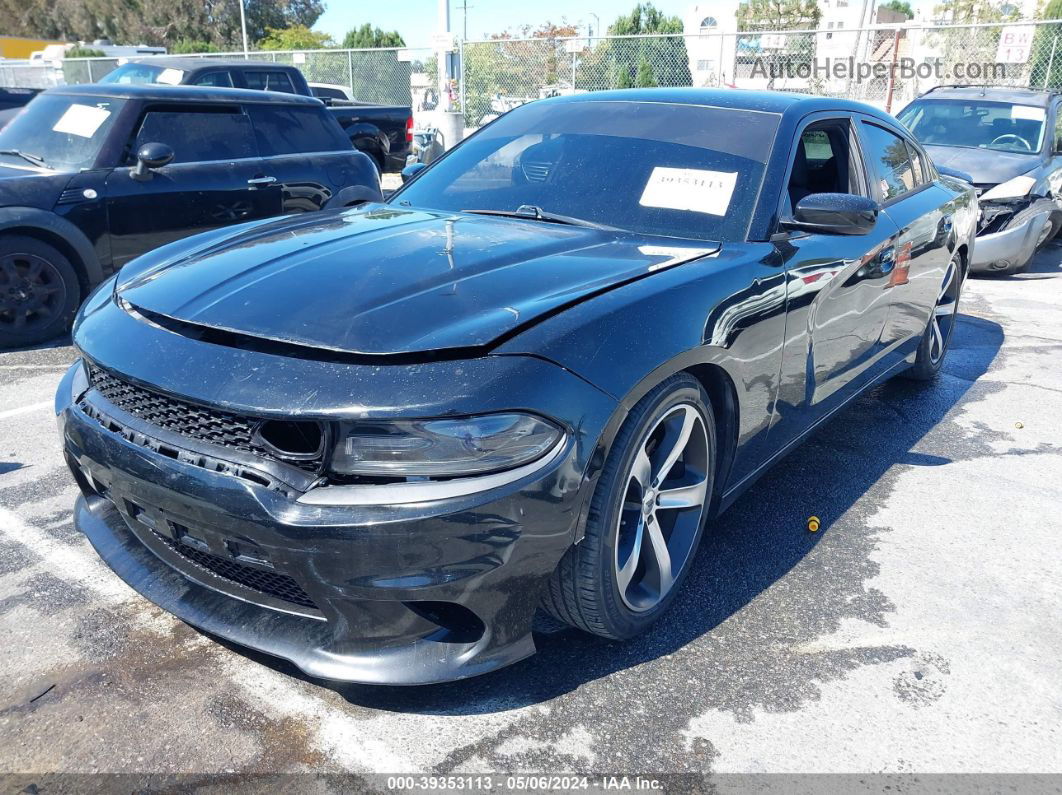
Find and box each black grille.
[152,530,319,610]
[88,364,322,474]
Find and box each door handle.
[247,176,277,186]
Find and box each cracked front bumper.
[56,335,610,684]
[971,207,1051,273]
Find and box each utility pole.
[461,0,473,41]
[590,12,600,38]
[438,0,451,112]
[239,0,249,57]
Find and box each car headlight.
[330,413,564,477]
[979,175,1036,202]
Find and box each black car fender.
[0,206,104,287]
[495,245,786,526]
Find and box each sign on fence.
[760,34,788,51]
[431,32,457,52]
[996,25,1036,63]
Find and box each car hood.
[117,205,719,356]
[0,166,70,208]
[923,145,1039,185]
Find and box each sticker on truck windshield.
[51,103,112,138]
[638,167,738,217]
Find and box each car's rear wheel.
[542,374,716,639]
[903,252,961,381]
[0,235,81,349]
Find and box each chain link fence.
[2,21,1062,125]
[458,20,1062,126]
[0,47,434,107]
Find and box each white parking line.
[0,401,53,421]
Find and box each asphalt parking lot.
[1,244,1060,781]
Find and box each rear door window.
[244,71,297,94]
[130,106,258,163]
[246,105,351,155]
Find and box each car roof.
[916,85,1058,107]
[541,87,898,122]
[123,57,296,73]
[44,82,320,106]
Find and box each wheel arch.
[0,208,104,292]
[684,362,740,517]
[572,350,745,542]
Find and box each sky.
[315,0,693,46]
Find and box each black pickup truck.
[100,58,413,172]
[0,83,381,347]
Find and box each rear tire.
[0,235,81,349]
[542,374,716,640]
[903,251,961,381]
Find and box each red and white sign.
[996,25,1035,63]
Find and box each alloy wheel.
[929,256,961,365]
[0,252,68,334]
[614,403,710,612]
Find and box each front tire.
[0,235,81,349]
[903,252,961,381]
[542,374,716,639]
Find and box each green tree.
[880,0,915,17]
[605,3,692,88]
[341,24,405,49]
[634,56,656,87]
[0,0,325,50]
[171,39,221,53]
[1033,0,1062,88]
[258,24,333,49]
[932,0,1020,22]
[64,46,106,57]
[613,62,634,88]
[735,0,820,30]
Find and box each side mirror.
[784,193,879,236]
[401,162,427,184]
[131,142,174,181]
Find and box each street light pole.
[239,0,249,57]
[438,0,451,112]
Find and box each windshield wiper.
[0,149,49,169]
[462,205,618,230]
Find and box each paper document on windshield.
[51,104,111,138]
[639,167,737,217]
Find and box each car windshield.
[0,94,125,171]
[391,100,781,242]
[100,62,185,85]
[898,98,1046,154]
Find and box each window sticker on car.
[638,167,738,216]
[1011,105,1045,121]
[157,68,185,86]
[51,103,111,138]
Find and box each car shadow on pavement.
[209,311,1005,718]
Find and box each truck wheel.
[0,235,81,349]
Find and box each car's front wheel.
[0,235,81,349]
[542,373,716,639]
[903,251,962,381]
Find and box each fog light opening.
[405,601,486,644]
[254,420,325,460]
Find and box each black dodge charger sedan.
[57,89,977,684]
